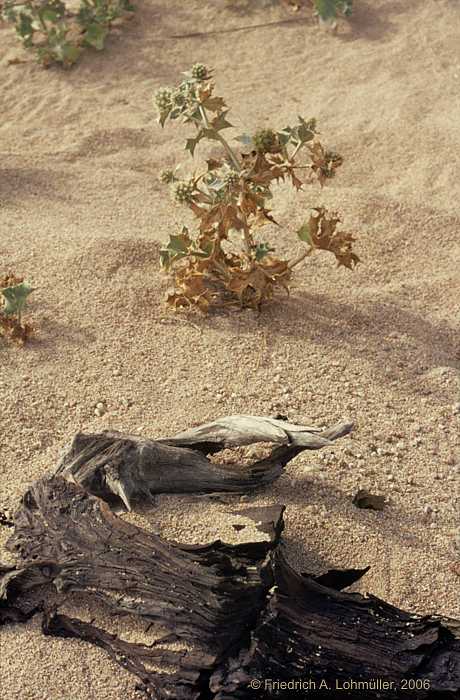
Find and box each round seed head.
[173,180,195,204]
[154,87,173,112]
[191,63,209,81]
[159,169,176,184]
[223,170,240,188]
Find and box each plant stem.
[241,217,253,256]
[288,246,314,269]
[199,105,241,171]
[291,141,303,160]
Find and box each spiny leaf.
[202,95,226,113]
[297,222,313,245]
[211,111,233,132]
[255,242,275,261]
[297,116,316,143]
[314,0,340,21]
[305,207,360,269]
[84,23,109,50]
[1,281,34,317]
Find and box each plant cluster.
[313,0,352,22]
[155,64,359,312]
[0,274,34,345]
[2,0,134,67]
[285,0,353,24]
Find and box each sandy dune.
[1,0,459,697]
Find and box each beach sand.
[1,0,459,697]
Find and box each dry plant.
[0,273,34,345]
[154,64,359,312]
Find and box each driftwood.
[1,415,459,699]
[54,415,353,510]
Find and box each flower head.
[191,63,209,81]
[159,169,176,184]
[154,87,173,115]
[173,180,195,204]
[223,170,240,188]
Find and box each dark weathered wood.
[211,553,460,698]
[1,415,459,699]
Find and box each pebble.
[113,368,121,377]
[94,402,106,417]
[452,402,460,415]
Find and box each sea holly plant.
[2,0,134,67]
[284,0,353,25]
[155,64,359,312]
[0,274,34,345]
[314,0,353,24]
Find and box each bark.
[0,415,459,699]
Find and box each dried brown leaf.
[0,316,33,346]
[308,207,360,269]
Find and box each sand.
[1,0,459,697]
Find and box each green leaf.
[16,12,33,39]
[254,242,275,261]
[314,0,339,21]
[297,223,313,246]
[297,116,315,143]
[160,228,192,269]
[1,281,34,317]
[84,23,108,50]
[56,42,81,64]
[340,0,353,16]
[277,129,293,147]
[40,8,58,22]
[168,232,191,254]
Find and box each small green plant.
[0,274,34,345]
[314,0,352,23]
[2,0,134,67]
[284,0,353,25]
[154,65,359,312]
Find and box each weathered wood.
[1,415,459,699]
[210,553,460,698]
[54,415,353,510]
